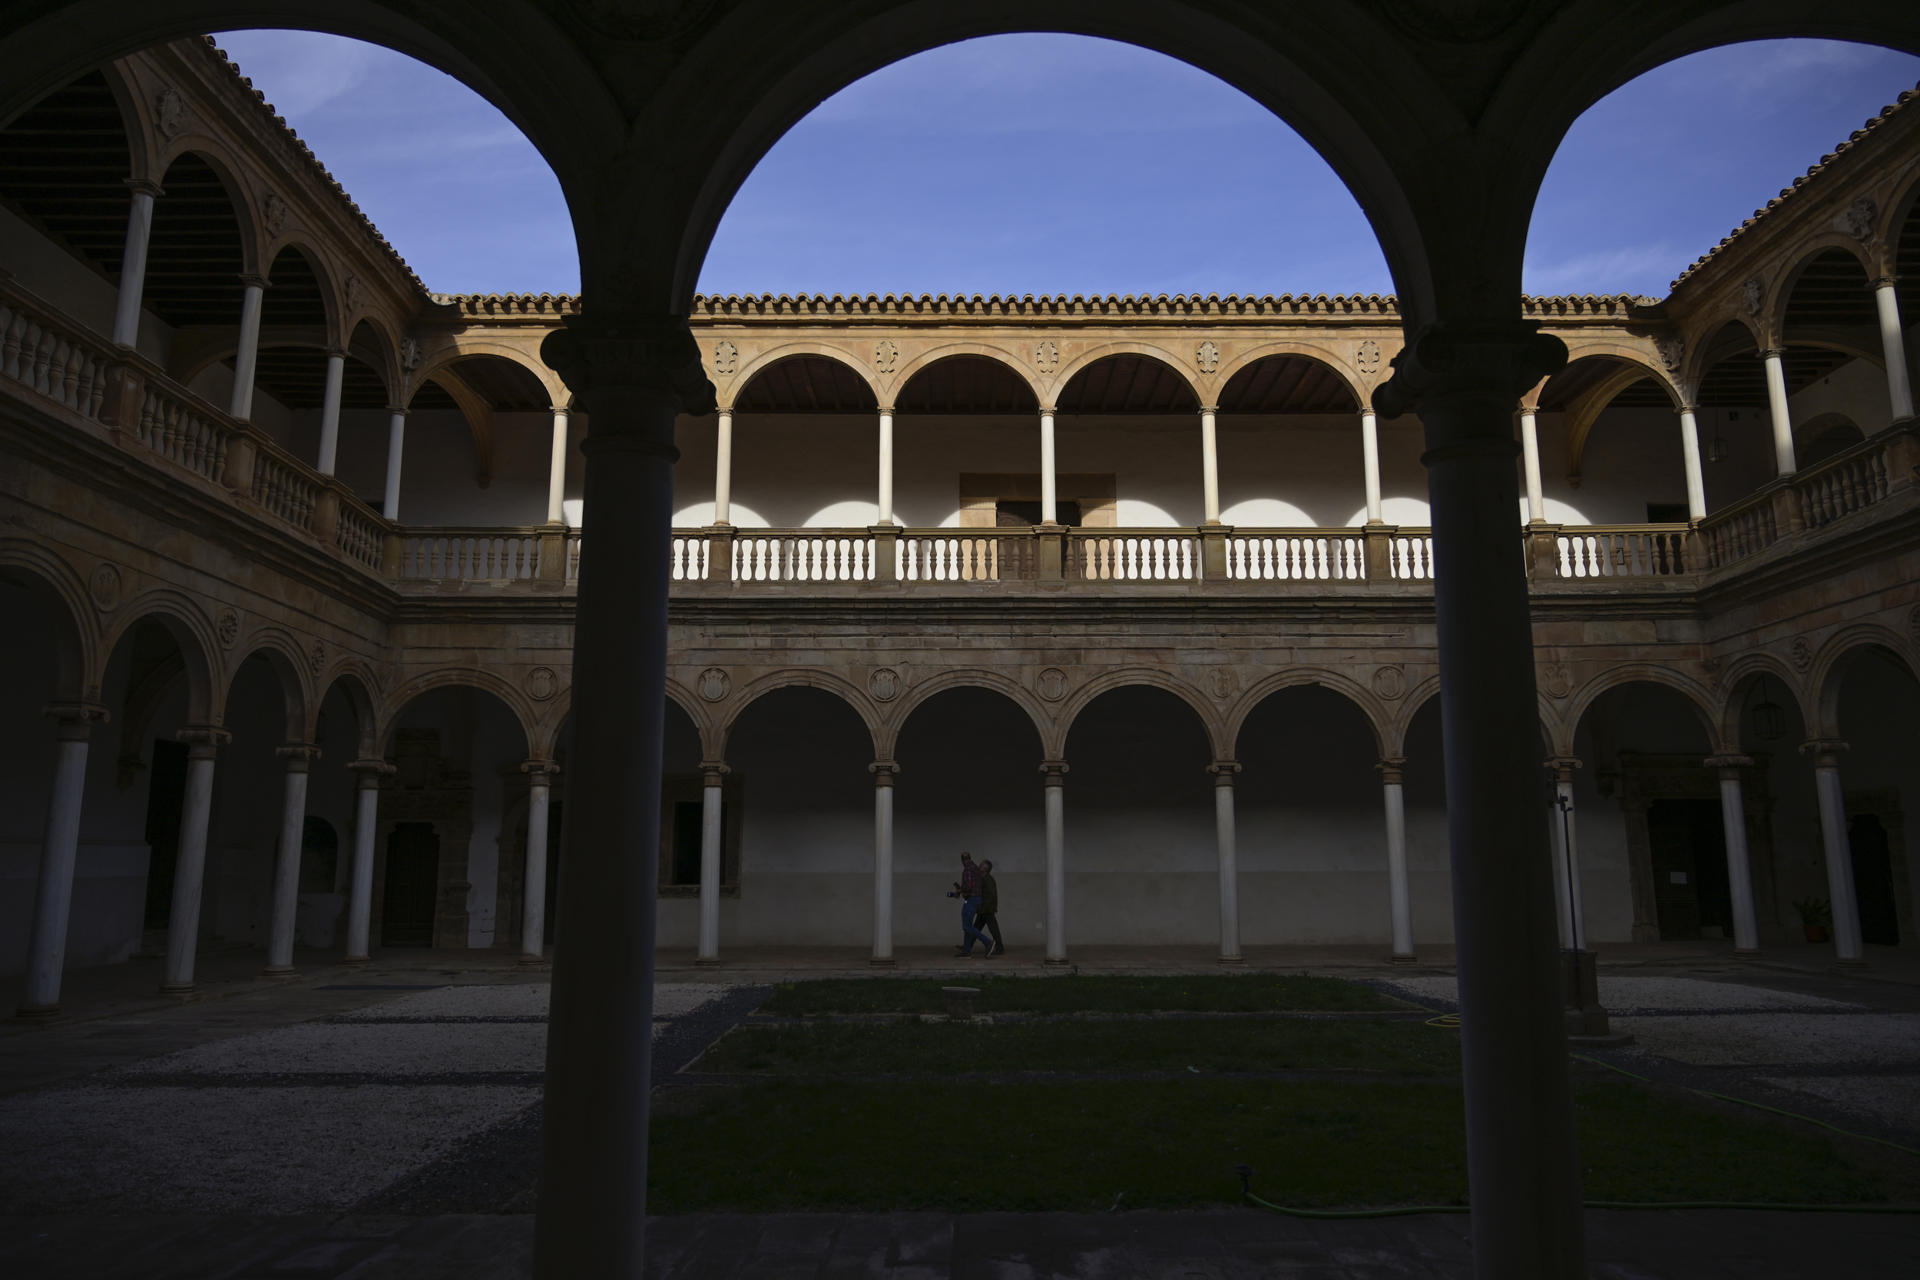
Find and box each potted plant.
[1794,896,1832,943]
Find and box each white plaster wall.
[1788,354,1891,435]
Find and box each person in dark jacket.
[951,852,994,957]
[974,859,1004,957]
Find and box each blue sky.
[213,31,1920,299]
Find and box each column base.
[516,953,550,968]
[1732,948,1763,960]
[1834,957,1868,969]
[1216,954,1246,966]
[344,954,371,966]
[1043,956,1071,967]
[867,956,897,968]
[693,956,724,968]
[159,981,195,996]
[260,965,297,979]
[1389,952,1418,965]
[14,1004,58,1021]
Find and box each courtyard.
[3,946,1916,1278]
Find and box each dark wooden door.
[142,739,188,928]
[1648,799,1729,940]
[381,822,439,947]
[1850,814,1899,946]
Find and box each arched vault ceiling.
[736,355,877,414]
[1218,356,1358,414]
[0,71,128,281]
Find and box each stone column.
[382,408,407,521]
[1678,406,1707,521]
[520,760,561,964]
[228,275,267,421]
[696,762,728,965]
[713,407,733,525]
[1374,320,1585,1278]
[1545,756,1586,951]
[344,758,392,964]
[1361,408,1384,524]
[263,743,319,975]
[1041,761,1068,965]
[1039,408,1058,524]
[531,315,713,1275]
[1378,756,1414,962]
[18,702,108,1016]
[1705,755,1760,955]
[1873,278,1913,421]
[1518,408,1544,524]
[1208,761,1241,963]
[869,761,897,965]
[316,350,347,475]
[547,407,571,525]
[876,407,895,526]
[111,179,161,347]
[1801,739,1863,963]
[1761,349,1795,475]
[161,726,228,992]
[1200,405,1221,524]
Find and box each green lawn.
[756,973,1404,1015]
[696,1016,1460,1076]
[648,1077,1899,1212]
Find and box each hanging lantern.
[1750,676,1786,743]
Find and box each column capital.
[1039,760,1070,781]
[869,760,899,786]
[1544,755,1581,784]
[1872,275,1899,290]
[178,724,232,757]
[539,312,716,420]
[44,701,110,739]
[124,176,165,199]
[1677,401,1700,416]
[1206,760,1240,784]
[1038,404,1057,417]
[520,758,563,779]
[349,758,397,784]
[549,404,571,419]
[1703,754,1752,771]
[237,272,270,291]
[385,404,409,418]
[1376,755,1407,784]
[1372,320,1567,426]
[1757,348,1785,362]
[275,742,322,770]
[700,760,731,782]
[1199,403,1219,416]
[1799,738,1848,765]
[876,403,895,417]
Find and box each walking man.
[953,852,993,957]
[976,858,1004,957]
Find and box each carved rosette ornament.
[1034,340,1058,372]
[307,641,326,677]
[1196,340,1220,374]
[713,340,738,375]
[526,666,557,702]
[1037,667,1069,702]
[1371,664,1405,701]
[1789,637,1814,672]
[88,562,122,612]
[1357,339,1381,377]
[874,339,899,374]
[868,667,901,702]
[697,667,730,702]
[216,608,240,649]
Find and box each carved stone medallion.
[1034,339,1058,372]
[399,336,423,372]
[697,666,730,702]
[154,87,187,138]
[262,192,288,237]
[343,273,363,313]
[216,608,240,649]
[1207,667,1237,700]
[868,667,901,702]
[88,562,121,612]
[1789,637,1813,672]
[1655,336,1684,374]
[526,665,557,702]
[1371,664,1406,701]
[1357,339,1381,377]
[1742,277,1766,315]
[1196,340,1220,374]
[1540,663,1572,700]
[1843,196,1877,242]
[1037,667,1069,702]
[307,640,326,677]
[713,339,738,375]
[874,339,898,374]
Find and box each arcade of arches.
[5,10,1920,1279]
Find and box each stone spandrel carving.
[262,192,288,237]
[1197,340,1220,373]
[868,667,901,702]
[874,339,899,374]
[1655,336,1684,374]
[399,336,423,372]
[1540,663,1572,700]
[1037,667,1069,702]
[1034,340,1058,372]
[713,339,738,376]
[1843,196,1877,242]
[307,640,326,677]
[1207,667,1237,700]
[1789,637,1813,672]
[88,562,122,612]
[1742,277,1766,315]
[697,666,730,702]
[1357,339,1382,377]
[216,608,240,649]
[154,87,187,138]
[1371,664,1405,701]
[526,666,557,701]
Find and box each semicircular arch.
[1224,668,1386,760]
[1811,622,1920,739]
[888,341,1039,409]
[727,340,882,410]
[1709,651,1808,751]
[1053,667,1223,761]
[1211,340,1367,411]
[100,586,218,724]
[376,667,538,755]
[153,141,263,274]
[1563,663,1717,751]
[717,668,879,760]
[227,624,319,741]
[1048,341,1201,411]
[879,668,1052,762]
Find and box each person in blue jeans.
[950,851,993,957]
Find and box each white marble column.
[1039,408,1058,524]
[1802,740,1864,963]
[111,180,160,347]
[1361,408,1384,523]
[315,350,347,475]
[381,408,407,521]
[1873,278,1914,421]
[876,408,895,526]
[1761,349,1796,475]
[1209,761,1241,962]
[1378,756,1414,962]
[263,743,318,975]
[1705,754,1760,955]
[520,760,560,963]
[228,276,266,421]
[1519,408,1544,524]
[1200,406,1221,524]
[696,762,727,965]
[1546,757,1586,951]
[546,407,571,525]
[161,726,227,992]
[713,407,733,525]
[343,759,392,963]
[869,761,897,965]
[18,702,107,1016]
[1677,406,1707,521]
[1041,761,1068,964]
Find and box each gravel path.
[1378,974,1861,1013]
